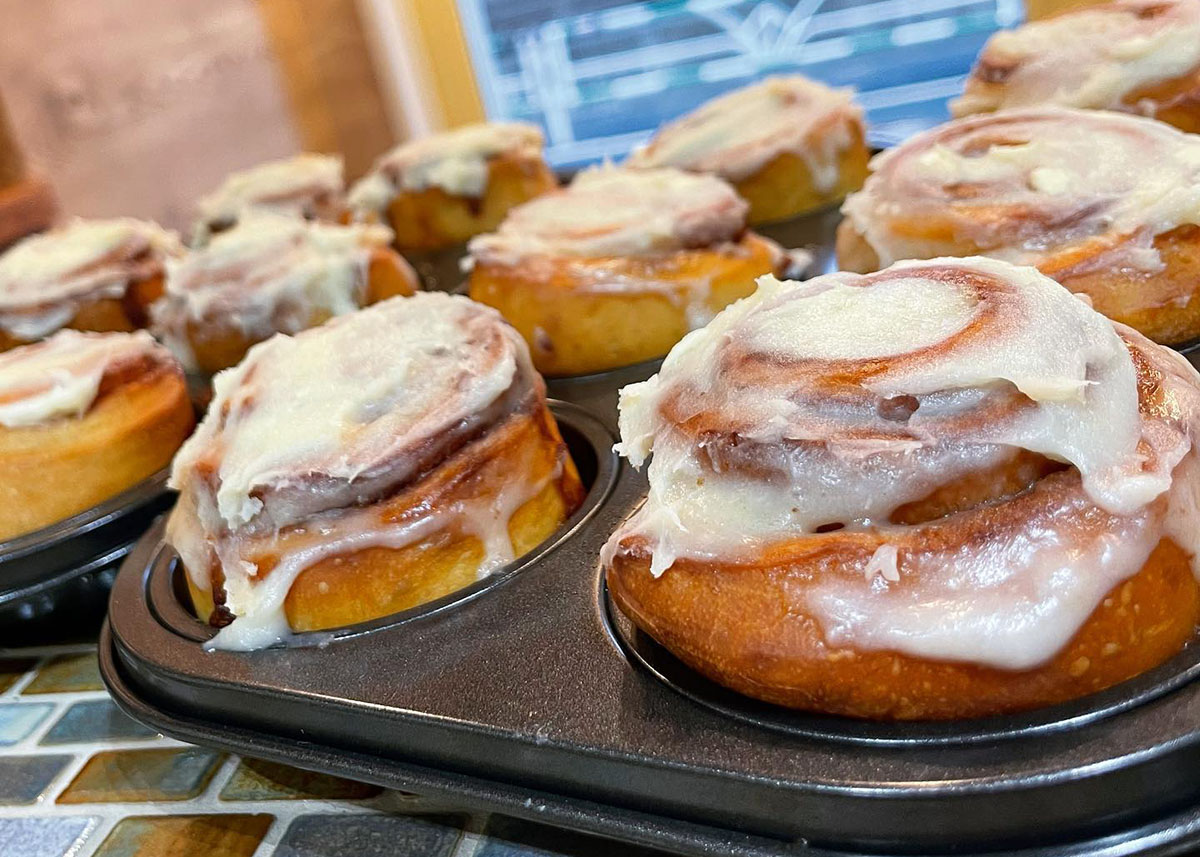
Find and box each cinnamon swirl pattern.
[0,330,193,540]
[953,0,1200,131]
[468,166,804,375]
[0,218,182,350]
[192,153,345,243]
[838,108,1200,345]
[348,122,557,252]
[168,292,584,650]
[627,76,869,223]
[604,257,1200,719]
[152,213,416,374]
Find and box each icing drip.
[193,153,345,242]
[468,166,749,263]
[348,122,544,211]
[0,329,170,427]
[0,218,183,340]
[606,257,1200,669]
[841,108,1200,273]
[168,292,547,650]
[153,213,397,370]
[627,75,862,190]
[953,0,1200,117]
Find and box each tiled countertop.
[0,644,668,857]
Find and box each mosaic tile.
[273,813,465,857]
[478,815,671,857]
[22,653,102,694]
[40,699,157,745]
[0,702,53,745]
[57,747,225,804]
[0,816,96,857]
[0,754,72,804]
[92,814,273,857]
[0,657,36,693]
[219,757,382,802]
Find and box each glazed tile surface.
[0,644,671,857]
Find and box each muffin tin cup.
[102,377,1200,856]
[0,469,175,635]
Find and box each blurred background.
[0,0,1059,232]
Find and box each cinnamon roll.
[0,330,193,541]
[604,257,1200,720]
[152,213,416,374]
[192,153,345,244]
[953,0,1200,132]
[348,122,557,253]
[467,166,803,376]
[0,218,183,352]
[626,76,869,224]
[168,292,585,650]
[838,108,1200,345]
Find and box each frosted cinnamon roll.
[152,213,416,374]
[604,257,1200,720]
[168,292,585,650]
[626,76,869,224]
[0,330,193,541]
[467,166,803,375]
[953,0,1200,131]
[0,218,182,351]
[348,122,556,253]
[838,108,1200,345]
[192,153,344,244]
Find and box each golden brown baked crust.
[175,247,417,375]
[469,232,787,376]
[383,153,556,252]
[836,108,1200,345]
[0,347,194,541]
[0,271,164,354]
[170,293,584,645]
[189,400,583,631]
[603,258,1200,720]
[608,477,1198,721]
[732,123,870,224]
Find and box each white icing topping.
[468,166,748,263]
[153,213,397,370]
[606,257,1200,669]
[348,122,544,211]
[953,0,1200,117]
[167,293,548,650]
[193,153,344,241]
[0,329,168,427]
[841,108,1200,272]
[0,218,182,340]
[627,76,862,190]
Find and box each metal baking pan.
[103,377,1200,855]
[0,469,175,639]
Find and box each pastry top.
[0,218,183,340]
[153,213,397,369]
[627,75,862,189]
[608,257,1200,669]
[170,292,535,534]
[0,329,174,428]
[468,166,748,264]
[348,122,545,212]
[840,107,1200,270]
[952,0,1200,116]
[193,153,345,240]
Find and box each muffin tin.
[102,319,1200,857]
[0,469,174,640]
